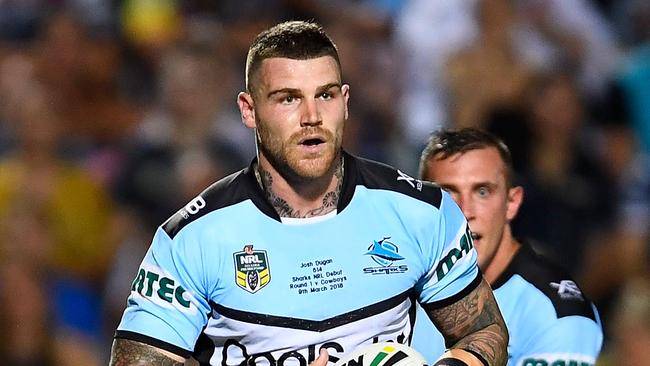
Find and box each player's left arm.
[424,277,508,366]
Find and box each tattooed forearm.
[425,278,508,366]
[452,289,506,364]
[109,339,185,366]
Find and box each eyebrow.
[267,88,300,98]
[472,181,497,189]
[266,82,342,99]
[317,82,342,93]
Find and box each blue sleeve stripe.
[114,330,193,359]
[421,270,482,311]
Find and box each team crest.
[366,237,404,267]
[234,245,271,293]
[362,237,409,275]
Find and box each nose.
[300,98,321,127]
[456,195,476,221]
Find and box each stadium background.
[0,0,648,365]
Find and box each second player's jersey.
[115,152,480,366]
[412,243,603,366]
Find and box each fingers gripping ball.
[334,342,428,366]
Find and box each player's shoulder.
[347,153,443,209]
[162,166,255,239]
[498,242,598,321]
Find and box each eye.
[477,186,490,197]
[317,91,332,100]
[282,95,296,104]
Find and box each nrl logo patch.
[234,244,271,293]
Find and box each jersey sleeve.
[512,309,603,366]
[115,226,213,357]
[417,190,480,306]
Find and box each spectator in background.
[0,78,115,365]
[512,72,616,276]
[605,276,650,366]
[0,50,35,154]
[573,80,649,346]
[615,0,650,156]
[33,11,141,154]
[392,0,620,174]
[445,0,535,129]
[511,0,621,101]
[580,146,650,350]
[392,0,477,173]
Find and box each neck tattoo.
[255,157,344,218]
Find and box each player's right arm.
[109,339,186,365]
[112,218,213,364]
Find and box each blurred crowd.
[0,0,648,365]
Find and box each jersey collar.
[245,150,357,222]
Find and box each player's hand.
[310,348,329,366]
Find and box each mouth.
[297,134,327,152]
[300,137,325,146]
[471,232,482,242]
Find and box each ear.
[342,84,350,120]
[238,92,256,129]
[506,186,524,222]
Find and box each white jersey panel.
[205,296,415,366]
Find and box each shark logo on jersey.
[363,237,408,275]
[234,245,271,293]
[366,237,404,266]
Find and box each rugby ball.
[334,342,427,366]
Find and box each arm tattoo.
[110,339,184,366]
[259,158,343,218]
[426,278,508,366]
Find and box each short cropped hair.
[245,21,341,94]
[419,128,516,188]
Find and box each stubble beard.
[257,125,343,183]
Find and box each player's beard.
[256,123,343,183]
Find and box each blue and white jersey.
[412,243,603,366]
[115,152,480,366]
